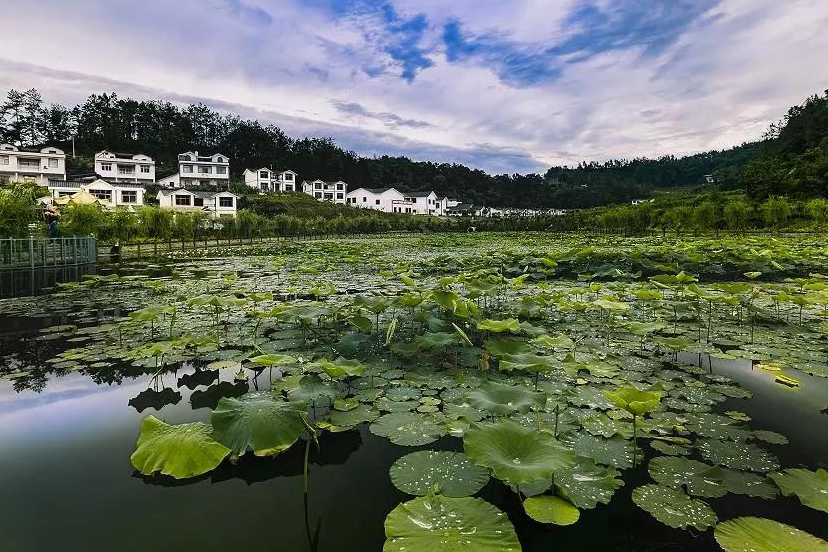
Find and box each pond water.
[2,236,828,551]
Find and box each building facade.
[48,179,146,207]
[156,189,238,217]
[347,188,448,215]
[94,151,155,184]
[301,179,347,204]
[242,168,298,192]
[0,144,66,185]
[159,151,230,188]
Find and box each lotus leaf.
[130,415,230,479]
[390,451,489,497]
[715,517,828,552]
[603,387,661,416]
[463,420,575,486]
[523,495,580,525]
[383,493,520,552]
[631,484,717,530]
[770,468,828,513]
[556,457,624,509]
[698,439,780,472]
[370,412,447,446]
[466,381,546,417]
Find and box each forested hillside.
[1,88,826,207]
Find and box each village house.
[242,168,298,192]
[94,151,155,184]
[0,144,66,186]
[346,188,448,215]
[156,189,238,218]
[301,179,348,204]
[48,178,146,207]
[159,151,230,188]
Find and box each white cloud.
[0,0,826,172]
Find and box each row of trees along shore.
[2,182,827,242]
[2,87,827,208]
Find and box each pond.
[1,233,827,552]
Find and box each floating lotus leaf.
[570,387,616,410]
[313,356,365,378]
[531,334,575,350]
[383,493,520,552]
[466,381,546,417]
[248,353,296,366]
[463,420,575,486]
[333,397,359,411]
[376,398,419,412]
[649,440,690,456]
[130,415,230,479]
[556,457,624,509]
[370,412,447,446]
[498,352,556,374]
[582,413,632,438]
[288,374,343,404]
[698,439,780,472]
[443,401,485,422]
[648,456,727,498]
[477,318,521,333]
[720,469,778,499]
[603,386,661,416]
[326,404,380,431]
[753,429,788,445]
[770,468,828,513]
[385,386,421,402]
[715,517,828,552]
[564,433,633,469]
[523,495,580,525]
[210,392,307,458]
[631,484,717,530]
[390,451,489,497]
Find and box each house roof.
[49,179,145,190]
[403,191,435,198]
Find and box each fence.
[0,237,97,270]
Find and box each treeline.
[741,91,828,198]
[0,88,782,208]
[578,191,828,234]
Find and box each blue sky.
[1,0,827,174]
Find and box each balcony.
[18,159,41,171]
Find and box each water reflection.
[129,387,183,412]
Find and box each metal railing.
[0,237,97,270]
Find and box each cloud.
[0,0,827,176]
[330,100,434,129]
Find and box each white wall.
[0,144,66,185]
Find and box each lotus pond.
[2,232,828,551]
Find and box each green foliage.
[61,203,105,237]
[0,182,45,237]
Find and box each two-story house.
[156,189,238,218]
[94,151,155,184]
[48,178,146,207]
[242,168,298,192]
[402,191,444,215]
[301,180,348,204]
[0,144,66,186]
[159,151,230,188]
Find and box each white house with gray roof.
[301,179,347,204]
[94,150,155,184]
[48,178,146,207]
[156,189,238,218]
[243,168,298,192]
[159,151,230,188]
[346,187,448,215]
[0,143,66,185]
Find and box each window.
[183,165,193,173]
[19,158,40,170]
[175,194,191,206]
[314,182,322,189]
[194,197,204,207]
[362,197,366,202]
[216,157,225,163]
[0,156,7,165]
[336,183,344,190]
[117,165,134,175]
[140,165,150,173]
[179,154,192,161]
[314,192,322,199]
[121,190,137,204]
[260,170,269,179]
[324,193,333,200]
[375,199,380,205]
[198,166,212,174]
[216,166,226,175]
[219,197,234,208]
[48,158,59,168]
[336,193,344,199]
[285,173,293,181]
[284,185,294,192]
[90,189,112,202]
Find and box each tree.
[805,197,828,228]
[693,201,722,234]
[723,200,751,232]
[61,203,105,236]
[760,196,792,229]
[0,182,45,237]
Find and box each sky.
[1,0,827,174]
